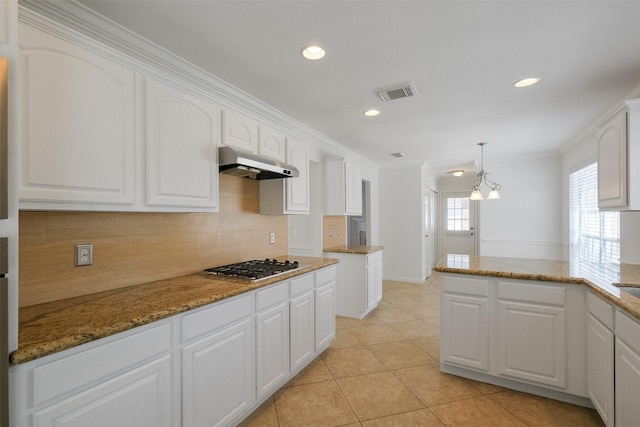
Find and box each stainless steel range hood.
[219,146,299,180]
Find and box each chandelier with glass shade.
[469,142,501,200]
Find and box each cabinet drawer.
[497,281,565,305]
[443,275,488,297]
[182,295,251,342]
[616,309,640,353]
[33,356,172,426]
[256,281,288,312]
[367,251,383,265]
[33,322,171,405]
[315,267,336,287]
[290,274,314,297]
[587,291,614,329]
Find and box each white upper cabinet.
[286,139,310,213]
[598,98,640,211]
[19,19,136,208]
[345,162,363,215]
[221,109,259,153]
[325,158,362,216]
[260,138,310,215]
[221,111,287,162]
[145,77,221,211]
[258,124,286,162]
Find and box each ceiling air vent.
[376,81,417,102]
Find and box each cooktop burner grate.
[203,259,301,281]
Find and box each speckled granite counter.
[434,254,640,321]
[323,245,384,254]
[11,256,338,365]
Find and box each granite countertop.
[434,254,640,320]
[323,245,384,254]
[11,256,338,365]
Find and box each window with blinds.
[569,162,620,285]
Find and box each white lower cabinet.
[315,267,337,351]
[255,283,290,400]
[441,273,590,405]
[587,292,615,426]
[182,318,253,427]
[331,250,383,319]
[497,282,566,388]
[374,259,383,305]
[290,291,314,371]
[33,356,172,427]
[10,266,337,427]
[440,275,489,371]
[10,322,174,427]
[290,273,315,372]
[615,309,640,427]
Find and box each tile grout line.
[483,392,532,427]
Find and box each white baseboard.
[382,274,426,284]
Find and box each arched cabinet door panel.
[145,77,220,210]
[19,21,135,207]
[222,109,258,153]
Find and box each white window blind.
[569,162,620,285]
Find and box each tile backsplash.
[322,215,347,249]
[19,175,288,306]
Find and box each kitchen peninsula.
[10,256,338,427]
[435,254,640,426]
[324,245,384,319]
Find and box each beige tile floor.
[239,275,604,427]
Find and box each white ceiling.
[77,0,640,174]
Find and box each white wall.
[379,163,430,283]
[436,156,563,260]
[479,154,564,260]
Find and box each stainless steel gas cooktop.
[203,259,301,282]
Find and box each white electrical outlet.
[75,244,93,267]
[269,232,275,244]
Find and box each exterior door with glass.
[441,192,477,257]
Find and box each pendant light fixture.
[469,142,501,200]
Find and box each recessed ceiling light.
[451,170,464,177]
[391,152,406,158]
[301,45,325,60]
[364,109,380,117]
[514,77,540,88]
